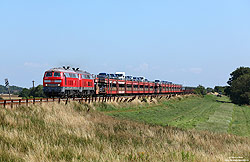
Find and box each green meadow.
[101,95,250,137]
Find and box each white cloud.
[24,62,49,68]
[189,68,202,74]
[135,63,149,72]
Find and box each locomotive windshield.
[54,72,61,77]
[45,72,52,77]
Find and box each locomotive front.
[43,70,64,97]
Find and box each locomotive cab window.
[45,72,52,77]
[54,72,61,77]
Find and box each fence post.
[65,97,68,105]
[3,100,6,108]
[58,98,61,104]
[19,99,21,106]
[11,100,13,108]
[33,98,35,105]
[26,99,28,106]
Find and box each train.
[43,66,194,97]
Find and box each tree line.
[19,85,46,98]
[0,85,23,95]
[0,84,46,99]
[194,66,250,105]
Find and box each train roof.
[76,70,91,75]
[46,67,91,75]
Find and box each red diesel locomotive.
[43,67,95,97]
[43,67,189,97]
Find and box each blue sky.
[0,0,249,88]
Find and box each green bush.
[194,85,206,96]
[227,67,250,105]
[230,74,250,105]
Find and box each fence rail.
[0,94,179,108]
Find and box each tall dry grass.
[0,98,249,161]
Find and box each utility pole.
[32,80,35,88]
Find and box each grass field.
[100,95,250,137]
[0,95,249,161]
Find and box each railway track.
[0,94,182,108]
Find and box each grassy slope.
[0,96,249,161]
[103,95,250,137]
[229,104,250,136]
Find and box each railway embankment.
[0,95,249,161]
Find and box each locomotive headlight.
[58,84,60,86]
[54,80,62,83]
[44,80,51,83]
